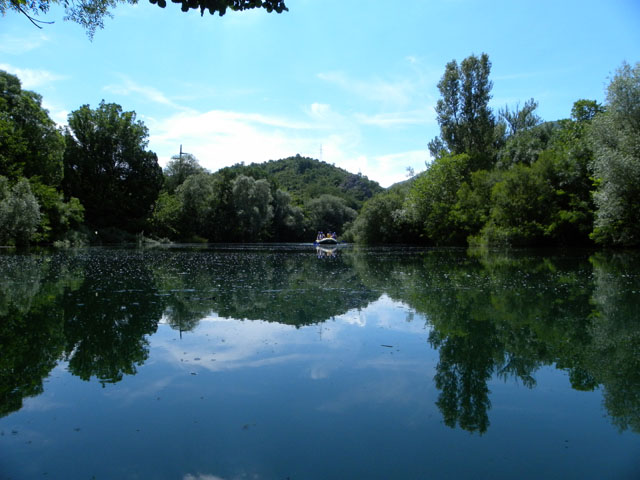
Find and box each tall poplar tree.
[428,53,496,171]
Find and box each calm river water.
[1,244,639,479]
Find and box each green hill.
[218,155,383,210]
[386,175,418,195]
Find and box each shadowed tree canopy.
[1,0,286,38]
[148,0,287,16]
[62,101,163,233]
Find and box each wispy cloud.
[493,66,576,82]
[0,63,66,89]
[354,108,435,128]
[317,71,418,108]
[103,75,190,111]
[183,474,227,480]
[0,32,49,55]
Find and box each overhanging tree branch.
[13,2,55,28]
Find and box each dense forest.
[1,55,639,247]
[349,56,640,248]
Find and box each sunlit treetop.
[0,0,287,38]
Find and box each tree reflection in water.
[61,250,163,385]
[0,246,638,436]
[353,247,640,434]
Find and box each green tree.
[495,98,551,169]
[28,181,85,244]
[0,176,41,246]
[531,101,601,245]
[271,188,305,241]
[149,190,182,239]
[207,169,238,241]
[63,101,163,234]
[499,98,541,138]
[306,194,357,235]
[175,172,216,240]
[428,53,497,170]
[476,164,554,246]
[232,174,273,241]
[590,61,640,246]
[2,0,287,38]
[572,99,603,123]
[452,168,500,237]
[0,70,86,244]
[163,152,207,194]
[406,153,470,245]
[0,70,65,186]
[348,189,416,244]
[496,121,558,169]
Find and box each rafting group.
[315,231,338,245]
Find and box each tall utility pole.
[178,144,187,170]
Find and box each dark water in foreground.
[0,244,639,479]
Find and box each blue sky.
[1,0,638,187]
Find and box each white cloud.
[41,99,69,126]
[309,102,332,119]
[148,108,317,172]
[0,63,66,89]
[0,65,68,125]
[146,102,427,187]
[155,316,317,374]
[367,150,428,186]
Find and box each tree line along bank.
[1,55,639,247]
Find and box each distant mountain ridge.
[219,155,384,209]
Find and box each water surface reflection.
[1,245,639,479]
